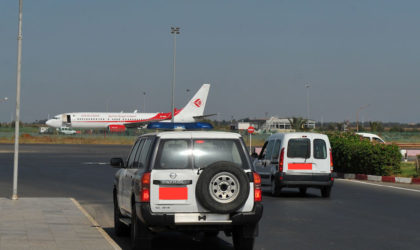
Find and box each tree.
[288,117,307,131]
[369,121,384,132]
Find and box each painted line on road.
[82,162,108,165]
[70,198,121,250]
[338,179,420,194]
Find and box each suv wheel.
[271,178,281,196]
[321,186,331,198]
[196,162,250,213]
[232,227,256,250]
[114,190,129,236]
[131,203,152,250]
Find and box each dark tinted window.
[154,139,191,169]
[193,139,247,169]
[313,139,327,159]
[263,140,275,160]
[287,138,310,158]
[138,138,153,168]
[271,140,282,160]
[127,140,142,168]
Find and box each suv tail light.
[279,148,285,172]
[329,148,334,172]
[253,172,262,202]
[140,172,151,202]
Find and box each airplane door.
[66,115,71,123]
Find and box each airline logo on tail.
[194,99,202,108]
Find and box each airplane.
[46,84,211,132]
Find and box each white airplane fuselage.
[46,84,210,131]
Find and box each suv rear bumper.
[136,203,263,227]
[275,172,334,188]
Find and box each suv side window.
[263,140,275,160]
[271,140,281,161]
[127,139,142,168]
[313,139,327,159]
[138,138,153,169]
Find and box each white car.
[57,127,77,135]
[356,132,385,143]
[254,132,334,197]
[111,131,263,250]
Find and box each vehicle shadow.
[262,189,322,199]
[103,228,234,250]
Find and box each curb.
[338,173,420,185]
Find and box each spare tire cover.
[196,161,250,213]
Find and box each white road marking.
[83,162,108,165]
[338,179,420,193]
[70,198,122,250]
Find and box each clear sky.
[1,0,419,123]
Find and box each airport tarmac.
[1,144,420,250]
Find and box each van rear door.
[285,137,313,174]
[312,138,331,174]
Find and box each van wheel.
[131,203,152,250]
[113,192,129,236]
[321,186,331,198]
[271,178,281,196]
[299,187,307,196]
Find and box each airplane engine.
[108,124,126,132]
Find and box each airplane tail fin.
[174,83,210,122]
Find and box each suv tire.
[114,190,129,236]
[196,161,250,213]
[131,203,152,250]
[232,227,255,250]
[321,186,331,198]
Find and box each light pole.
[356,104,370,132]
[142,91,146,112]
[305,83,310,128]
[12,0,23,200]
[170,27,180,123]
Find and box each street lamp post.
[305,83,311,128]
[12,0,23,200]
[356,104,370,132]
[170,27,180,123]
[142,91,146,112]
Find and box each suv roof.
[143,131,242,139]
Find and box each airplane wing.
[193,114,217,120]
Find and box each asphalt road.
[1,144,420,250]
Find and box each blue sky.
[1,0,419,123]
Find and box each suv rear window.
[287,138,310,158]
[154,139,248,169]
[193,139,247,169]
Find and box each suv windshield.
[154,138,248,169]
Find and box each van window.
[313,139,327,159]
[287,138,310,158]
[271,140,281,160]
[264,140,276,160]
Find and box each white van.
[254,132,334,197]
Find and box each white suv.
[111,131,263,250]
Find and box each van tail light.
[140,172,151,202]
[279,148,285,172]
[329,148,334,172]
[253,172,262,202]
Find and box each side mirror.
[251,153,258,158]
[110,157,124,168]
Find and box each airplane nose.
[46,119,59,128]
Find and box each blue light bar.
[147,122,213,130]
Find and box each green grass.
[398,162,419,178]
